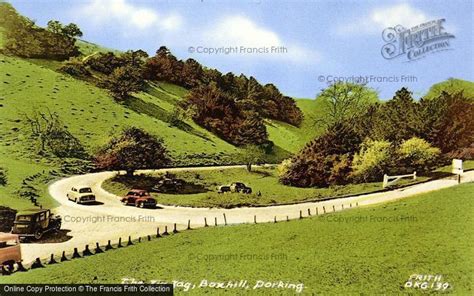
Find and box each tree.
[397,137,440,172]
[242,145,265,172]
[280,122,362,187]
[62,23,83,38]
[369,87,423,143]
[421,91,474,153]
[316,82,378,127]
[46,20,63,34]
[103,65,144,101]
[95,127,171,176]
[351,139,393,182]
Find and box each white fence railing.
[383,171,416,188]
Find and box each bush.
[59,58,91,77]
[280,123,362,187]
[0,168,7,186]
[397,137,440,172]
[277,159,293,178]
[351,139,392,182]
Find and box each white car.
[67,186,96,204]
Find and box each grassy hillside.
[0,52,321,210]
[424,78,474,100]
[7,183,473,294]
[266,98,324,153]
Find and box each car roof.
[75,186,92,189]
[129,189,147,192]
[0,232,19,241]
[16,208,49,215]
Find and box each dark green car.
[11,209,61,240]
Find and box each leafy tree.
[351,139,393,182]
[316,82,378,127]
[0,3,79,59]
[46,20,62,34]
[103,65,144,101]
[95,127,171,176]
[364,87,422,143]
[182,83,268,146]
[242,145,266,171]
[62,23,83,38]
[420,91,474,153]
[397,137,440,172]
[281,122,361,187]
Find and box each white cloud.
[337,3,430,35]
[201,15,320,64]
[76,0,183,31]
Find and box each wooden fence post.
[223,213,227,225]
[187,220,191,230]
[204,217,208,227]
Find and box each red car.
[121,189,157,208]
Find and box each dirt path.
[20,166,473,264]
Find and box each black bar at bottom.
[0,284,173,295]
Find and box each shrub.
[59,58,91,77]
[0,168,7,186]
[95,127,171,176]
[280,123,362,187]
[351,139,392,182]
[277,159,293,178]
[397,137,440,172]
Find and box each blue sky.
[8,0,473,99]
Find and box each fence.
[383,171,416,188]
[1,201,360,276]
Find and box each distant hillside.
[424,78,474,100]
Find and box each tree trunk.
[126,169,134,177]
[246,163,252,172]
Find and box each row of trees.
[280,85,473,187]
[145,47,303,126]
[0,3,80,59]
[60,46,302,147]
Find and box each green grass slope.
[424,78,474,100]
[6,183,473,294]
[266,98,325,153]
[0,52,320,210]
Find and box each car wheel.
[34,229,43,240]
[138,202,144,208]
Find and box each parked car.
[121,189,157,208]
[217,185,231,194]
[11,209,62,240]
[230,182,252,194]
[151,178,185,193]
[67,186,96,204]
[218,182,252,194]
[0,232,21,269]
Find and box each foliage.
[145,46,303,126]
[424,78,474,101]
[102,65,144,101]
[95,127,171,175]
[59,58,91,77]
[182,83,268,146]
[368,87,423,143]
[0,3,79,59]
[0,168,7,186]
[277,159,293,178]
[397,137,440,173]
[241,145,266,171]
[280,122,362,187]
[315,82,378,127]
[420,91,474,153]
[47,20,83,38]
[351,139,393,182]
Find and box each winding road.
[20,166,474,264]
